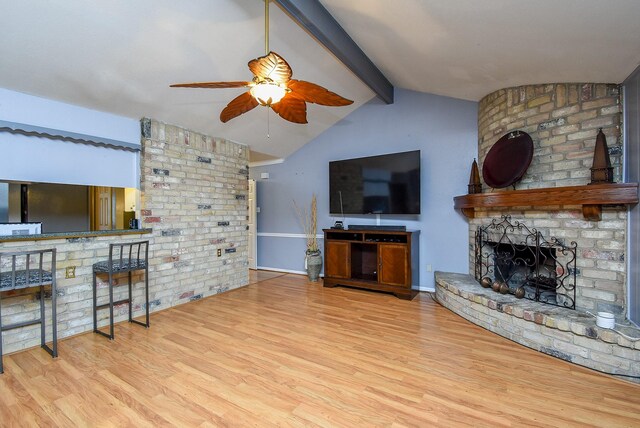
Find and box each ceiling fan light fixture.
[169,0,353,123]
[250,81,287,106]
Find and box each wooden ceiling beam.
[273,0,394,104]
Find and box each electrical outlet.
[65,266,76,279]
[426,264,432,272]
[217,249,222,257]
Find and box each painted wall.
[0,87,139,144]
[27,183,90,233]
[0,134,140,188]
[0,88,140,188]
[0,183,8,222]
[8,183,21,222]
[250,88,478,289]
[624,67,640,324]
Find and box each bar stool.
[92,240,149,340]
[0,249,57,374]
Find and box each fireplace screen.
[475,216,577,309]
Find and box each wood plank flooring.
[1,271,639,427]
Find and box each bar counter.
[0,228,152,242]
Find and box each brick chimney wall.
[471,84,627,316]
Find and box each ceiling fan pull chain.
[267,106,271,139]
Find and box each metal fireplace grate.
[474,216,577,309]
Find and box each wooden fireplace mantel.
[453,183,639,221]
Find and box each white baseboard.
[414,286,435,292]
[257,266,324,277]
[257,232,324,239]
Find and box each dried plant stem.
[293,194,318,252]
[309,195,317,251]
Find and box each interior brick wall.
[471,84,629,317]
[140,119,249,310]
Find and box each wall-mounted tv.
[329,150,421,215]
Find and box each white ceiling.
[322,0,640,101]
[1,0,639,160]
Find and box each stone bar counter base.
[435,272,640,381]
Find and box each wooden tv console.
[322,228,419,300]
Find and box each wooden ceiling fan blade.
[270,95,307,124]
[248,51,292,83]
[220,92,259,123]
[288,80,353,106]
[170,81,250,89]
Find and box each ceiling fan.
[170,0,353,124]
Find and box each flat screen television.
[329,150,420,215]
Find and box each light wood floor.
[1,272,639,427]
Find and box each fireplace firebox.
[475,216,577,309]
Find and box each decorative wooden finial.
[590,128,614,184]
[468,158,482,194]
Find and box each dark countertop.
[0,228,152,242]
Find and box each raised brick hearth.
[436,272,640,379]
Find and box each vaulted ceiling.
[1,0,639,160]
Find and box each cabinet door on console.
[325,241,350,279]
[379,243,409,286]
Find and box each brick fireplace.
[436,83,640,379]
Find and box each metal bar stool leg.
[93,272,112,340]
[0,292,4,374]
[128,270,132,323]
[51,258,58,358]
[92,272,98,333]
[40,284,46,349]
[130,269,150,328]
[144,266,150,327]
[108,270,114,340]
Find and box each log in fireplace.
[474,216,577,309]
